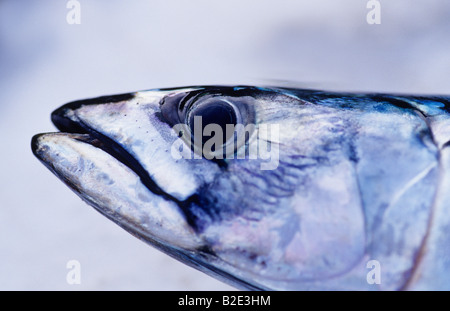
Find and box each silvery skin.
[32,86,450,290]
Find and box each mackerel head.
[31,86,450,290]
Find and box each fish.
[31,85,450,290]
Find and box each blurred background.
[1,0,450,290]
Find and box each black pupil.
[189,102,237,151]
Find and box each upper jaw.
[36,93,188,206]
[51,92,137,132]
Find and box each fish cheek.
[202,159,365,283]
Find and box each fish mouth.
[30,94,207,250]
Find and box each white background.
[1,0,450,290]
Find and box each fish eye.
[188,101,237,143]
[187,99,238,149]
[160,88,256,160]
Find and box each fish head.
[32,86,438,290]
